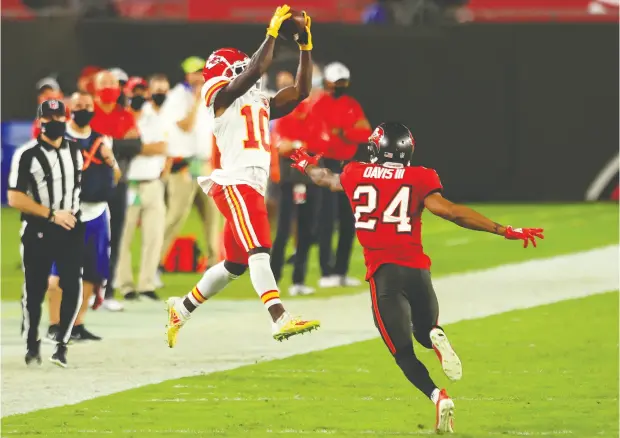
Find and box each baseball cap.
[182,56,206,74]
[37,99,66,119]
[124,76,147,94]
[324,62,350,83]
[109,67,129,83]
[36,76,61,92]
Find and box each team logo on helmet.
[369,126,384,149]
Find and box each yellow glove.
[297,11,313,51]
[266,5,292,38]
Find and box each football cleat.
[435,389,455,434]
[272,313,320,341]
[165,297,189,348]
[430,327,462,381]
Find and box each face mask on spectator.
[129,95,146,111]
[333,86,348,98]
[71,109,95,127]
[41,120,66,140]
[97,87,121,104]
[151,93,167,107]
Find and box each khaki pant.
[117,179,166,294]
[160,169,198,264]
[160,162,223,266]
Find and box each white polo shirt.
[127,102,166,181]
[194,102,214,161]
[160,82,197,158]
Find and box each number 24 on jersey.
[353,185,413,233]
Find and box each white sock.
[430,388,440,404]
[180,262,238,315]
[248,253,282,309]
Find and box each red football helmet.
[203,48,250,83]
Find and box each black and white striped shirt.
[8,137,83,223]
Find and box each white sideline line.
[1,245,618,417]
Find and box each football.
[278,8,307,42]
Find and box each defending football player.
[290,122,544,434]
[166,5,320,347]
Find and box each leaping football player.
[166,5,320,346]
[290,122,544,434]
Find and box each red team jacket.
[340,161,443,280]
[91,102,136,139]
[307,93,371,160]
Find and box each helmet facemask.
[223,59,261,91]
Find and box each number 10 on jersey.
[241,105,270,152]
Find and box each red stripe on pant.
[369,277,396,355]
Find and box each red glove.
[504,226,544,248]
[290,148,322,174]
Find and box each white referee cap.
[109,67,129,83]
[324,62,350,83]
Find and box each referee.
[8,99,85,368]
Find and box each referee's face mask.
[40,116,66,140]
[38,99,67,140]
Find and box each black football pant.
[318,158,356,277]
[370,264,442,398]
[21,221,84,348]
[105,181,127,299]
[271,182,319,284]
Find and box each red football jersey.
[340,161,443,280]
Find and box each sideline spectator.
[156,56,205,280]
[270,67,324,296]
[308,61,372,288]
[91,70,140,311]
[117,74,168,301]
[46,91,120,342]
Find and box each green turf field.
[3,291,618,437]
[1,203,618,301]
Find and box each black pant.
[21,221,84,348]
[105,181,127,299]
[271,182,318,284]
[318,159,356,277]
[369,264,440,398]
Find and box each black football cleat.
[50,343,68,368]
[25,340,42,366]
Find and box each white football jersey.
[198,76,271,195]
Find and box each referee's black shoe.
[50,343,68,368]
[25,340,42,366]
[71,324,102,341]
